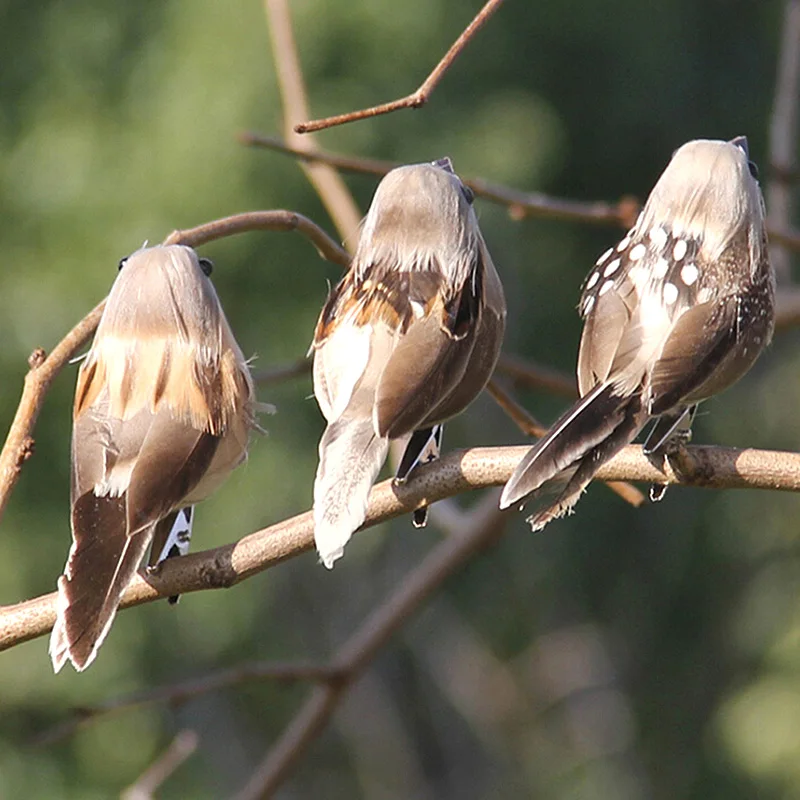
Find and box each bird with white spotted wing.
[50,244,256,672]
[312,158,506,568]
[500,137,774,528]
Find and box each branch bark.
[5,442,800,654]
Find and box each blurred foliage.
[0,0,798,797]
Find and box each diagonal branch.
[0,302,105,526]
[294,0,506,134]
[121,730,198,800]
[234,493,506,799]
[264,0,362,242]
[5,442,800,654]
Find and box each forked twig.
[294,0,506,134]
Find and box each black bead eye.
[461,183,475,205]
[198,257,213,276]
[118,256,129,271]
[748,160,759,179]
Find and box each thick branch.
[294,0,505,134]
[5,443,800,653]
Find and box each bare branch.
[294,0,506,134]
[264,0,362,242]
[163,210,350,268]
[768,0,800,282]
[234,494,507,799]
[252,357,311,385]
[5,442,800,654]
[485,379,549,438]
[495,353,577,397]
[241,133,637,228]
[121,730,199,800]
[37,661,342,747]
[0,302,105,525]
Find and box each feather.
[51,244,255,672]
[311,159,505,565]
[313,417,389,569]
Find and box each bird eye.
[461,184,475,205]
[117,256,129,271]
[199,257,214,276]
[747,160,759,179]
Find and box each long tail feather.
[50,493,151,673]
[500,383,645,524]
[524,396,645,530]
[313,417,389,569]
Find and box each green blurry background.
[1,0,798,797]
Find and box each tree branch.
[163,210,349,267]
[241,132,638,228]
[264,0,362,242]
[233,493,507,800]
[294,0,506,134]
[36,661,343,747]
[5,442,800,654]
[121,730,199,800]
[768,0,800,283]
[0,302,105,525]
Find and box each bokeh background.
[1,0,799,797]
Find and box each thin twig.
[485,379,645,507]
[252,357,312,385]
[5,442,800,653]
[264,0,362,242]
[121,730,199,800]
[295,0,506,134]
[36,661,342,747]
[495,353,577,397]
[233,493,507,799]
[241,133,637,228]
[163,210,350,268]
[0,302,105,525]
[768,0,800,283]
[485,379,548,438]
